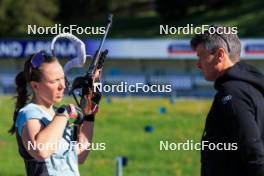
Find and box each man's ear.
[217,48,225,62]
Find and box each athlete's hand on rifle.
[80,68,102,119]
[93,68,102,83]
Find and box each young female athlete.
[9,50,100,176]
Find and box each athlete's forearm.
[77,121,94,164]
[33,116,68,158]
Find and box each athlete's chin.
[54,96,63,103]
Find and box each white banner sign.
[0,39,264,59]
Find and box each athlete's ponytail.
[9,71,29,134]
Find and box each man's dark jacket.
[201,62,264,176]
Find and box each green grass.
[0,96,212,176]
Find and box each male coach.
[190,26,264,176]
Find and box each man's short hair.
[190,26,241,62]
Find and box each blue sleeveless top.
[15,103,80,176]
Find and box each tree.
[0,0,58,37]
[58,0,110,22]
[154,0,194,21]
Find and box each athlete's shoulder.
[20,103,42,114]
